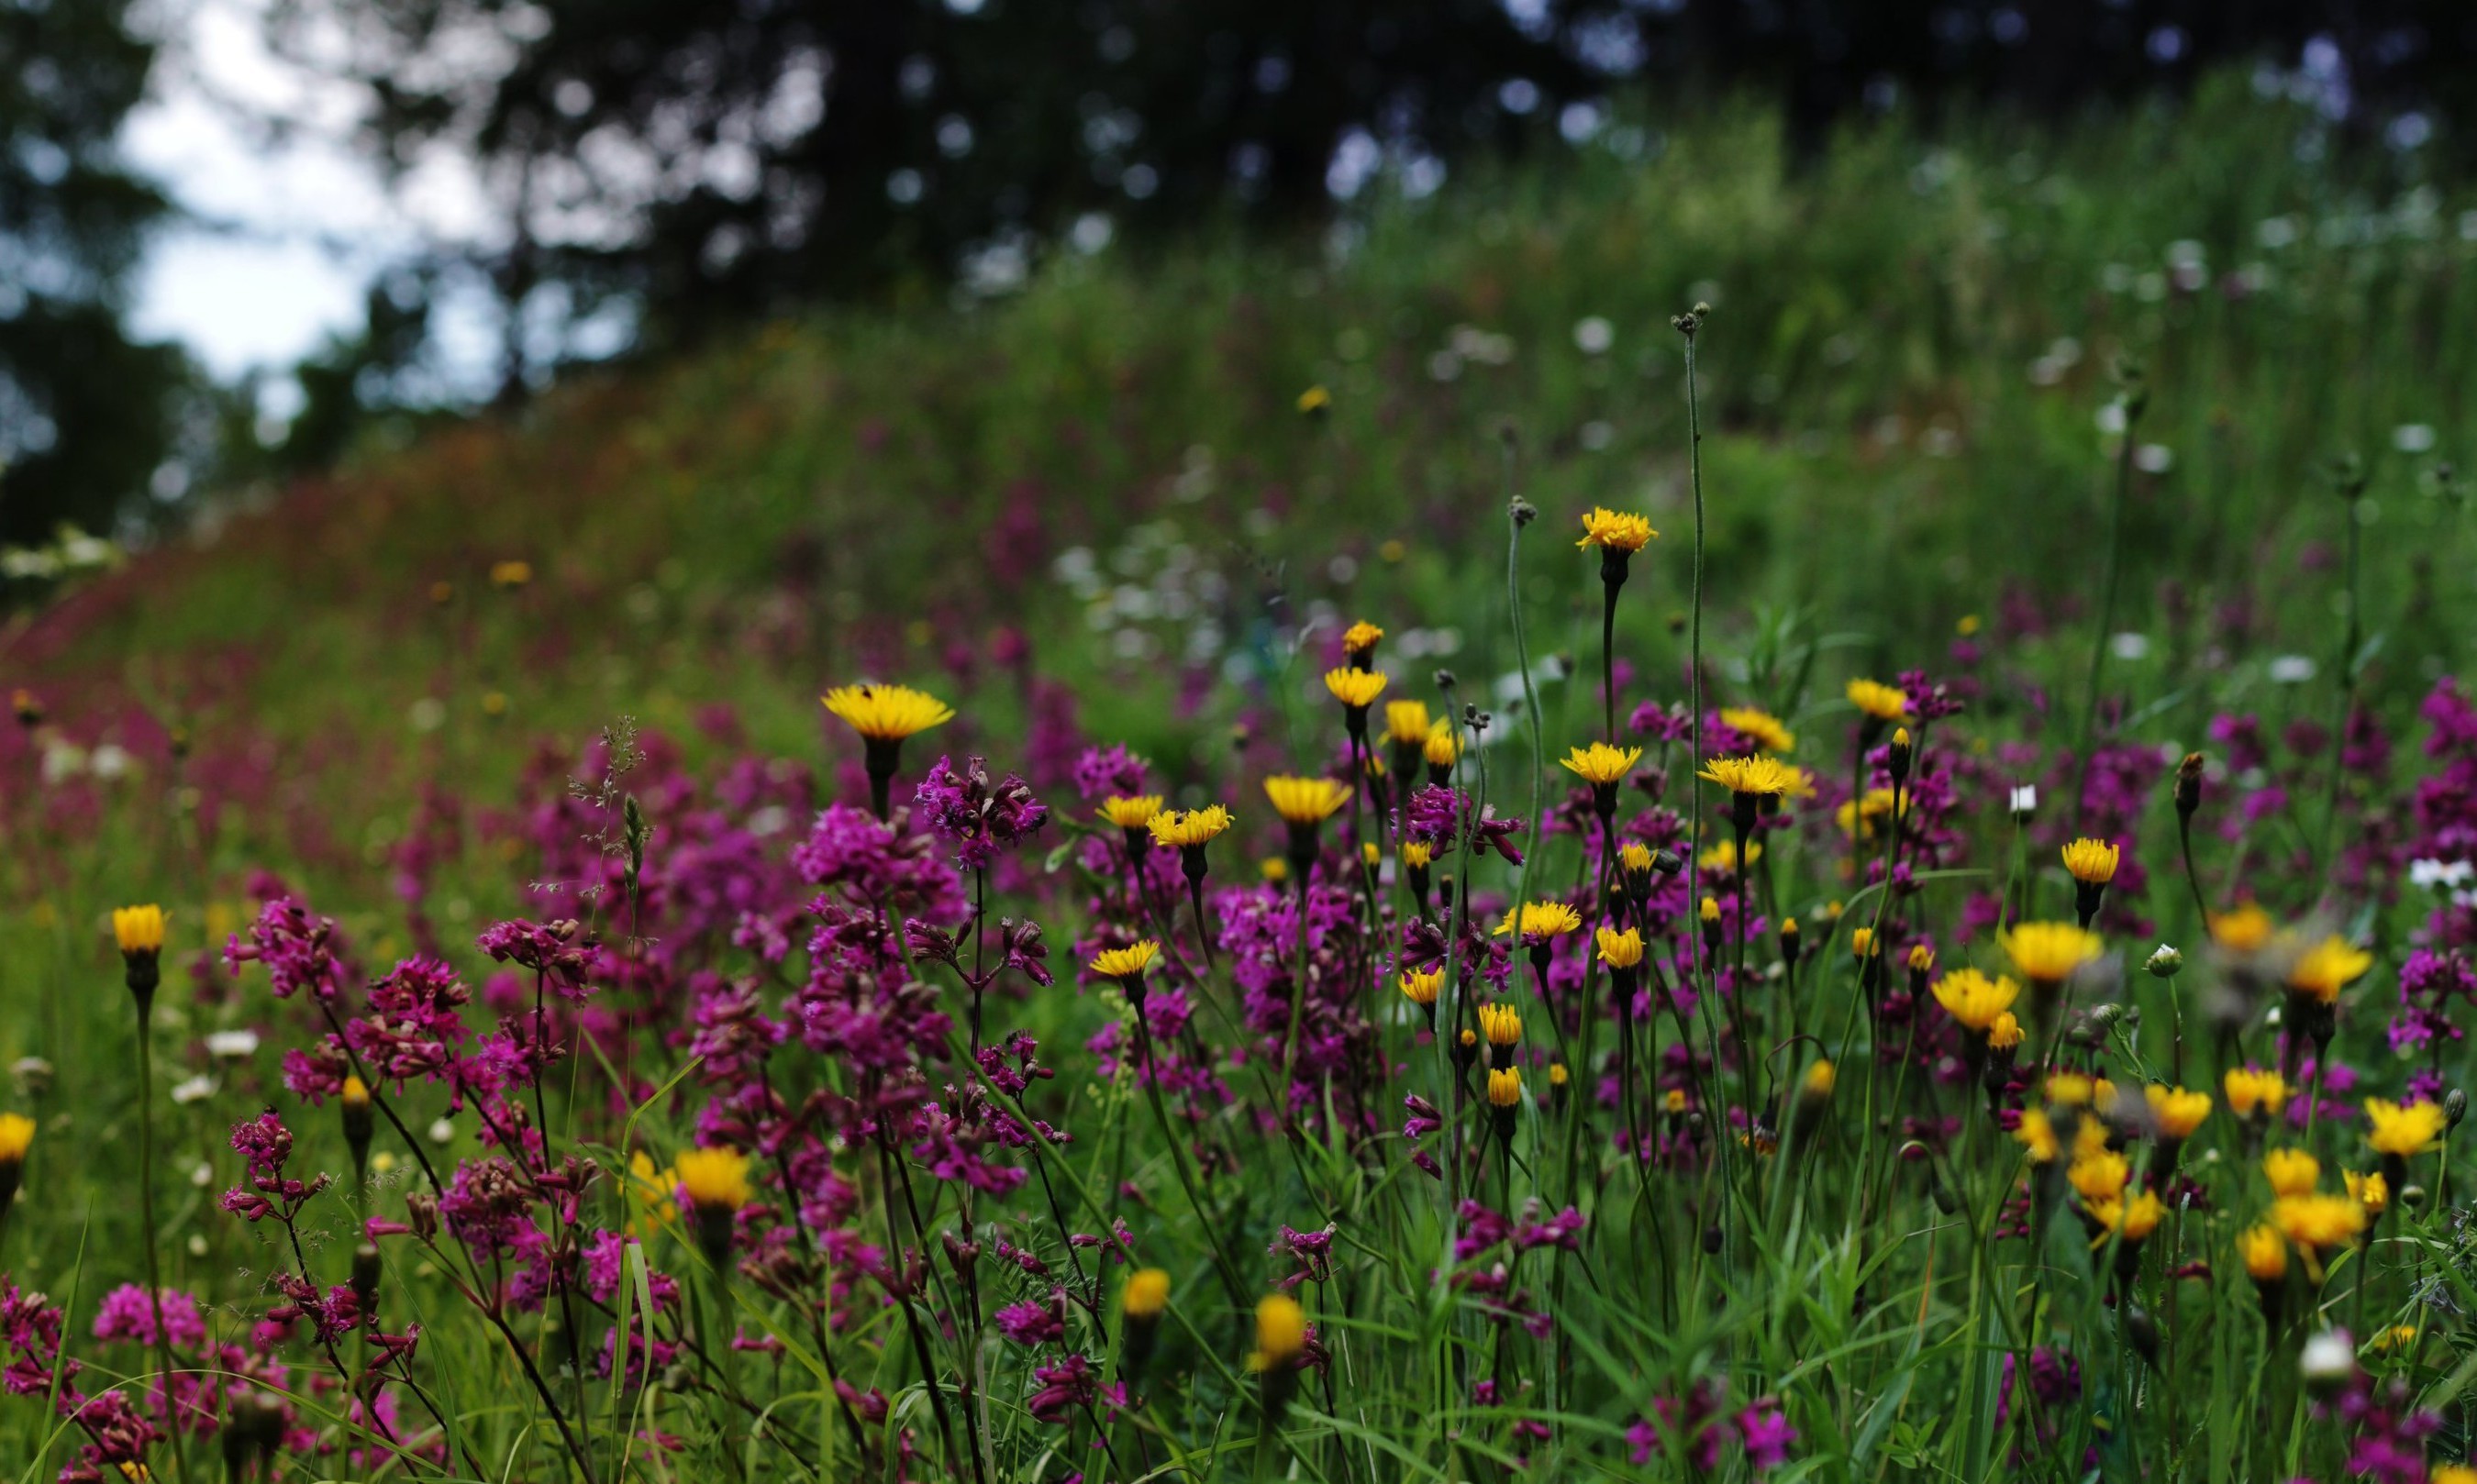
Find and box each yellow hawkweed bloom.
[2271,1192,2366,1253]
[1399,969,1443,1008]
[1850,928,1883,961]
[2224,1067,2287,1120]
[1264,775,1352,825]
[1985,1012,2024,1051]
[1596,926,1644,969]
[1997,922,2103,983]
[2072,1117,2111,1162]
[1476,1002,1522,1048]
[2263,1148,2320,1198]
[1697,838,1762,874]
[1400,840,1433,869]
[2015,1109,2060,1163]
[112,904,168,956]
[0,1113,32,1165]
[1123,1269,1171,1319]
[2239,1224,2288,1282]
[1384,701,1431,746]
[1149,805,1232,849]
[1100,795,1165,829]
[2288,936,2374,1004]
[1250,1294,1307,1370]
[1341,620,1383,654]
[821,683,954,741]
[1696,755,1799,797]
[1930,968,2020,1032]
[674,1146,753,1213]
[2045,1071,2095,1107]
[1494,901,1583,941]
[1560,741,1642,786]
[1836,787,1906,840]
[627,1150,680,1232]
[2207,903,2273,952]
[2068,1150,2130,1202]
[2090,1190,2164,1245]
[1617,842,1653,874]
[1548,1062,1570,1090]
[489,559,532,587]
[1324,667,1388,709]
[1575,506,1656,552]
[1260,857,1291,882]
[1845,679,1909,724]
[1905,944,1935,973]
[2145,1085,2213,1140]
[1422,721,1462,769]
[2060,838,2120,885]
[2431,1467,2477,1484]
[1801,1059,1837,1100]
[2364,1098,2448,1157]
[2344,1168,2388,1216]
[1485,1068,1524,1108]
[1718,706,1795,754]
[1089,941,1161,980]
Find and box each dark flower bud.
[1508,495,1537,527]
[350,1242,382,1312]
[2448,1089,2468,1129]
[406,1191,439,1242]
[2174,752,2205,819]
[1701,1224,1723,1255]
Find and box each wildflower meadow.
[16,83,2477,1484]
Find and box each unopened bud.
[2144,945,2183,979]
[2447,1089,2467,1129]
[2174,752,2205,818]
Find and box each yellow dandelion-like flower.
[2145,1085,2212,1140]
[2060,838,2120,885]
[1250,1294,1308,1370]
[2089,1190,2164,1245]
[1324,667,1388,709]
[2224,1066,2286,1119]
[1264,775,1353,825]
[2263,1147,2320,1198]
[1149,805,1232,849]
[2015,1109,2060,1164]
[1494,901,1583,941]
[2207,903,2273,952]
[1341,619,1383,653]
[1576,507,1656,552]
[1399,969,1443,1008]
[1930,968,2021,1032]
[2344,1168,2388,1216]
[675,1146,753,1213]
[1697,755,1799,798]
[1384,700,1431,746]
[1997,922,2103,983]
[626,1149,680,1232]
[1596,925,1645,969]
[1719,706,1795,754]
[489,559,532,588]
[1845,679,1909,724]
[2288,936,2374,1005]
[1123,1269,1171,1319]
[1477,1002,1522,1048]
[2271,1192,2367,1253]
[1422,720,1462,769]
[1260,857,1290,883]
[1089,941,1161,980]
[2045,1071,2095,1107]
[1986,1012,2024,1051]
[0,1113,33,1166]
[1485,1067,1524,1108]
[2238,1223,2287,1282]
[2068,1150,2130,1202]
[1401,840,1433,869]
[822,683,955,742]
[1560,741,1642,786]
[1100,795,1164,829]
[2364,1098,2448,1157]
[2430,1467,2477,1484]
[1697,838,1761,874]
[1617,842,1653,874]
[112,904,167,956]
[1296,385,1332,416]
[1836,787,1907,841]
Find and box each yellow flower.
[112,904,167,956]
[1985,1013,2024,1052]
[1089,941,1161,980]
[1422,721,1462,769]
[1149,805,1232,849]
[1260,857,1290,883]
[2224,1067,2287,1120]
[675,1146,752,1213]
[0,1113,32,1165]
[1801,1059,1836,1100]
[489,559,532,588]
[1997,922,2103,983]
[2015,1109,2060,1164]
[2270,1192,2366,1252]
[2431,1467,2477,1484]
[2238,1223,2288,1282]
[1905,944,1935,973]
[2060,838,2120,885]
[1250,1294,1307,1370]
[1697,839,1761,874]
[1324,667,1388,709]
[2089,1190,2164,1245]
[2069,1150,2129,1202]
[1560,741,1643,786]
[1495,901,1583,941]
[2288,936,2373,1004]
[2145,1085,2212,1140]
[1575,506,1656,552]
[2045,1071,2095,1107]
[1719,706,1795,754]
[1384,701,1431,746]
[2344,1168,2388,1216]
[342,1074,371,1111]
[1696,755,1799,798]
[1399,969,1443,1008]
[2073,1117,2112,1162]
[2263,1148,2320,1198]
[1836,787,1906,840]
[1100,795,1165,829]
[1700,895,1722,924]
[1595,926,1644,969]
[1485,1067,1524,1108]
[1476,1002,1522,1048]
[627,1149,680,1231]
[2206,903,2273,952]
[1845,679,1909,724]
[1617,842,1653,874]
[821,683,955,742]
[1341,619,1383,653]
[2364,1098,2448,1157]
[1930,968,2021,1032]
[1296,385,1332,415]
[1849,926,1880,959]
[1401,840,1433,869]
[1123,1268,1171,1319]
[1264,775,1352,825]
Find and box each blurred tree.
[0,1,189,546]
